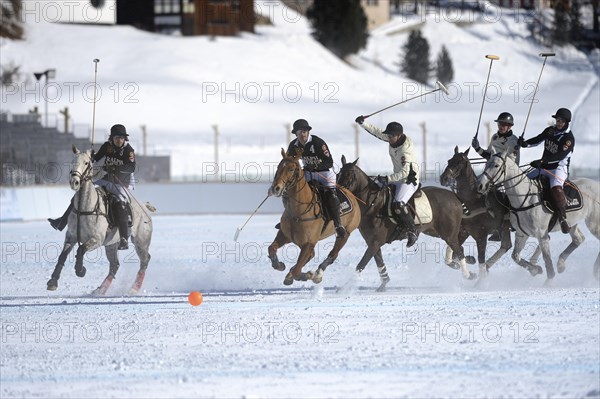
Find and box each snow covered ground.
[1,215,599,398]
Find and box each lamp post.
[33,69,56,127]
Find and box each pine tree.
[307,0,368,59]
[0,0,23,40]
[401,30,430,85]
[569,0,583,43]
[553,0,570,45]
[436,45,454,85]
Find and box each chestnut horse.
[268,149,361,286]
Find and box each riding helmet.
[382,122,403,135]
[110,124,129,140]
[494,112,514,125]
[292,119,312,133]
[552,108,572,122]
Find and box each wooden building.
[116,0,254,36]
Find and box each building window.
[366,0,379,5]
[154,0,181,15]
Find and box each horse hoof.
[283,277,293,286]
[376,284,387,293]
[465,255,476,265]
[47,279,58,291]
[467,272,478,280]
[75,266,86,278]
[557,258,566,274]
[273,262,286,272]
[528,266,543,277]
[91,287,105,296]
[312,270,323,284]
[543,278,554,287]
[447,261,461,270]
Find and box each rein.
[71,152,109,243]
[276,160,321,222]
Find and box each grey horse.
[47,145,154,294]
[477,150,600,284]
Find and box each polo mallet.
[233,195,269,242]
[358,80,450,120]
[520,52,555,140]
[90,58,100,148]
[474,54,500,140]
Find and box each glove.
[90,150,96,161]
[529,160,542,169]
[355,115,365,125]
[376,175,388,185]
[406,164,417,186]
[103,165,119,174]
[471,136,480,150]
[517,136,528,148]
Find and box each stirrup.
[48,218,65,231]
[118,237,129,250]
[560,219,570,234]
[406,231,418,247]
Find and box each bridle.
[273,158,302,196]
[70,152,94,185]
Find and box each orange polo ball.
[188,291,203,306]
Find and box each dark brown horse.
[337,156,476,291]
[268,149,361,286]
[440,146,513,280]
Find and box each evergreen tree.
[553,0,570,45]
[0,0,23,40]
[307,0,368,59]
[569,0,583,43]
[436,45,454,85]
[401,30,430,84]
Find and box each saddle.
[539,176,583,213]
[310,182,354,221]
[384,184,433,226]
[97,187,133,230]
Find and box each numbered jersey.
[287,134,333,172]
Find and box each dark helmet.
[382,122,403,135]
[494,112,514,125]
[110,124,129,140]
[552,108,571,122]
[292,119,312,134]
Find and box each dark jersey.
[525,126,574,169]
[286,134,333,172]
[94,141,136,181]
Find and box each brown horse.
[337,156,476,291]
[268,149,361,286]
[440,146,514,280]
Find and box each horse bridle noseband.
[70,153,93,183]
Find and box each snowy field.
[1,215,599,398]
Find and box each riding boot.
[48,201,74,231]
[325,189,347,239]
[392,201,419,247]
[114,202,130,250]
[551,186,570,234]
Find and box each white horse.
[47,145,154,294]
[477,150,600,284]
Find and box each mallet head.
[485,54,500,60]
[435,80,450,95]
[93,58,100,63]
[539,52,555,57]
